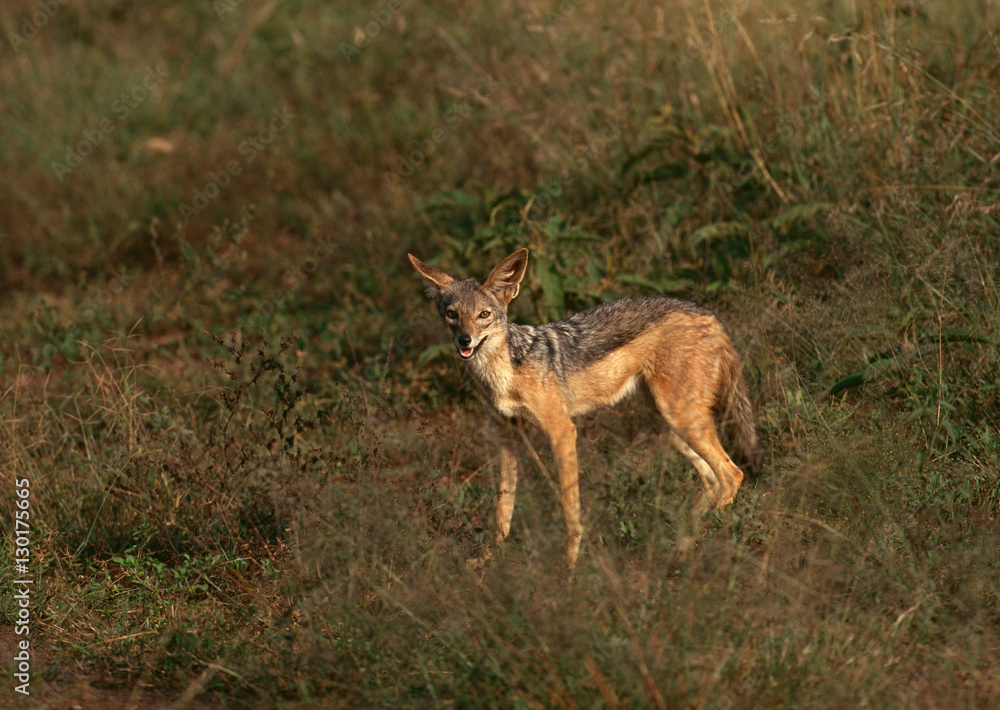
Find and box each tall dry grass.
[1,0,998,706]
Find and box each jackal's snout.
[455,332,487,360]
[457,333,473,359]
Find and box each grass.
[1,0,999,706]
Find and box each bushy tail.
[718,345,762,474]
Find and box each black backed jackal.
[409,248,760,568]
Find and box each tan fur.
[409,248,759,568]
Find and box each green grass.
[1,0,999,706]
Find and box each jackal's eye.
[478,310,490,319]
[445,309,458,320]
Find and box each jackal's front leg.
[547,418,583,569]
[495,422,520,543]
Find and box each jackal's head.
[408,249,528,361]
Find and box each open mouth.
[457,336,486,360]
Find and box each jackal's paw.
[465,549,494,574]
[718,484,741,507]
[676,535,697,556]
[692,492,712,517]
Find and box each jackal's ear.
[408,254,455,298]
[484,248,528,305]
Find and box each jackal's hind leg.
[678,421,744,509]
[648,381,743,512]
[666,431,722,516]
